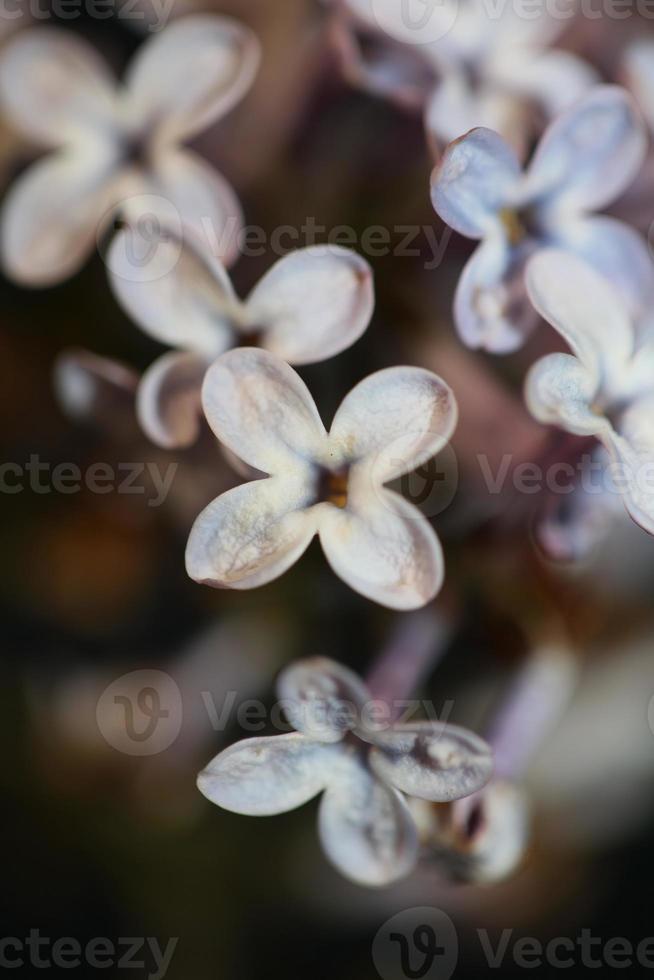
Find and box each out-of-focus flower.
[108,238,374,449]
[197,656,492,886]
[431,86,650,353]
[333,0,595,152]
[624,39,654,134]
[526,249,654,536]
[185,348,457,609]
[0,16,260,286]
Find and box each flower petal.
[319,487,444,610]
[246,246,374,365]
[185,475,318,590]
[318,757,418,886]
[54,349,138,425]
[425,73,529,156]
[201,349,326,475]
[1,148,121,287]
[430,127,521,239]
[197,733,332,816]
[329,366,457,481]
[625,39,654,133]
[276,657,369,743]
[496,49,597,119]
[150,147,243,266]
[0,27,117,145]
[554,215,653,321]
[108,229,238,357]
[455,236,538,353]
[368,721,493,802]
[525,85,647,212]
[137,351,208,449]
[126,15,260,143]
[607,395,654,535]
[525,250,634,390]
[524,353,607,436]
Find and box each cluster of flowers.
[3,4,654,886]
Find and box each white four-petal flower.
[525,249,654,536]
[197,656,493,886]
[185,348,457,609]
[0,16,260,285]
[108,237,374,449]
[431,85,651,353]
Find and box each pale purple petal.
[0,27,117,145]
[426,74,529,156]
[368,721,493,802]
[318,487,444,611]
[197,733,333,816]
[318,756,418,886]
[624,39,654,133]
[277,657,369,743]
[200,349,326,475]
[150,147,243,266]
[553,215,653,321]
[430,128,521,239]
[108,229,238,356]
[137,351,208,449]
[185,476,318,589]
[127,15,260,143]
[525,353,608,436]
[455,237,538,353]
[1,148,121,287]
[607,395,654,535]
[496,49,597,118]
[246,246,374,365]
[525,249,634,387]
[525,85,647,212]
[329,366,457,481]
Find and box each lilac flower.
[0,16,260,286]
[525,249,654,536]
[197,657,492,886]
[335,0,595,151]
[107,236,374,449]
[431,86,651,353]
[185,348,458,609]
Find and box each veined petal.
[246,246,374,365]
[277,657,369,743]
[137,351,208,449]
[0,27,117,145]
[329,366,457,480]
[525,250,634,388]
[368,721,493,802]
[525,353,608,436]
[318,755,418,886]
[625,39,654,133]
[126,15,260,144]
[318,487,444,610]
[201,349,327,475]
[150,147,243,266]
[554,216,653,321]
[430,128,521,239]
[1,148,121,287]
[197,733,333,816]
[455,237,537,353]
[525,85,647,213]
[185,475,318,589]
[108,230,238,356]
